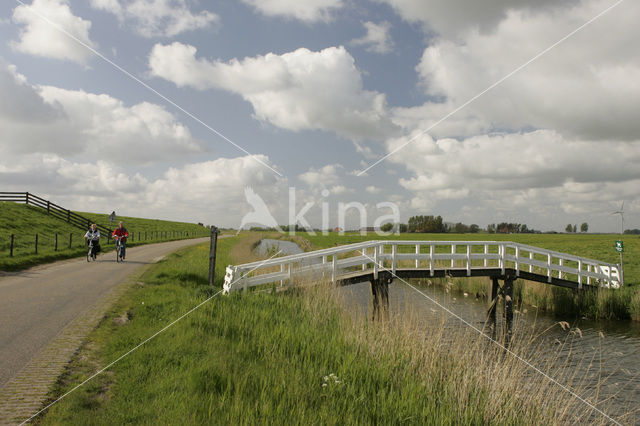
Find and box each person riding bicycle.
[112,221,129,260]
[84,223,101,256]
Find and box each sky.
[0,0,638,232]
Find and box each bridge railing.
[223,240,622,294]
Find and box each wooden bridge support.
[487,278,499,339]
[503,277,514,348]
[370,277,389,321]
[486,276,514,347]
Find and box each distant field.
[0,202,209,271]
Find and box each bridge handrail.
[224,240,621,294]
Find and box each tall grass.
[35,235,627,424]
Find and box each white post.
[483,244,488,268]
[392,244,397,275]
[500,244,505,275]
[415,244,420,269]
[332,255,337,284]
[322,255,327,280]
[362,248,367,271]
[559,258,563,279]
[529,252,533,273]
[288,262,292,284]
[587,264,591,285]
[466,244,471,276]
[547,253,552,283]
[280,263,285,287]
[451,244,456,268]
[429,244,434,276]
[515,246,520,277]
[578,259,582,289]
[374,245,379,279]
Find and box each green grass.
[0,202,209,271]
[36,235,591,425]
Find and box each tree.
[573,224,577,233]
[486,224,496,234]
[380,222,394,232]
[565,224,573,233]
[580,222,588,233]
[469,224,480,233]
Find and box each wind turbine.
[611,201,624,234]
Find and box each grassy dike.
[0,202,209,271]
[35,234,594,424]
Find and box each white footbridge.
[223,240,622,294]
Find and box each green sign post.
[615,240,624,285]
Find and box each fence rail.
[0,230,206,258]
[224,240,622,294]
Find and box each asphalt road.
[0,237,209,390]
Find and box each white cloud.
[90,0,218,37]
[299,164,343,187]
[350,21,394,54]
[365,185,381,194]
[242,0,343,23]
[0,62,203,163]
[375,0,562,38]
[0,152,288,226]
[387,129,640,227]
[411,0,640,142]
[148,42,399,141]
[11,0,96,64]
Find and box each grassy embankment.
[0,202,209,271]
[36,234,611,424]
[294,232,640,321]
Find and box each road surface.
[0,237,209,390]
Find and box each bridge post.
[370,277,389,321]
[503,277,514,347]
[487,277,499,339]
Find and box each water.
[255,239,304,257]
[258,238,640,422]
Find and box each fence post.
[35,234,38,254]
[25,191,29,205]
[10,234,14,257]
[69,233,72,249]
[47,200,50,213]
[55,233,58,251]
[67,210,70,222]
[208,227,219,286]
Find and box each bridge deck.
[336,267,595,290]
[223,240,621,294]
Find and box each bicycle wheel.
[87,248,91,262]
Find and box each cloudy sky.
[0,0,638,231]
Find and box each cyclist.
[84,223,101,257]
[112,221,129,260]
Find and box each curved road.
[0,237,209,390]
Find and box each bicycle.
[115,237,125,262]
[87,239,98,262]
